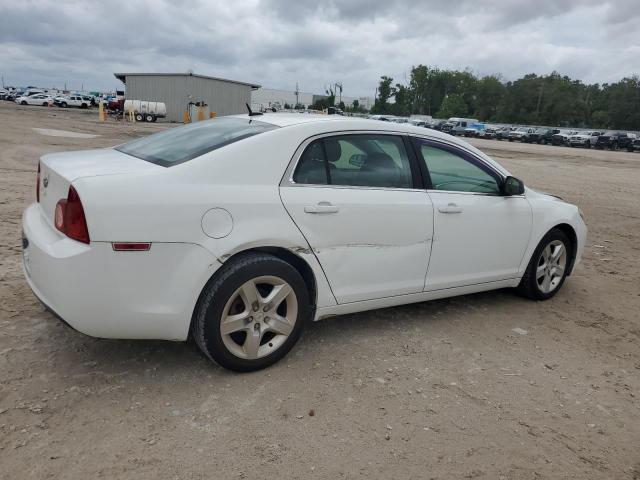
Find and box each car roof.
[229,112,456,140]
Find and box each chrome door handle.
[304,202,339,214]
[438,203,463,214]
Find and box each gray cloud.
[0,0,638,96]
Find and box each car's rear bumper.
[22,203,220,340]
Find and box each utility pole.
[334,82,343,105]
[295,82,299,107]
[535,81,545,120]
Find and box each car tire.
[191,252,312,372]
[517,228,572,301]
[135,113,144,122]
[61,102,67,108]
[20,101,27,105]
[145,114,154,122]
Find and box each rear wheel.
[517,228,571,300]
[192,253,311,371]
[135,113,144,122]
[145,114,154,122]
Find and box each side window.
[293,135,414,189]
[417,142,501,194]
[293,140,328,185]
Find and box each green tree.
[475,75,505,121]
[606,76,640,130]
[325,87,336,107]
[371,76,394,114]
[436,94,468,118]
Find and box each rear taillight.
[36,162,41,202]
[55,186,90,244]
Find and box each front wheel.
[517,228,572,300]
[135,113,144,122]
[191,253,311,371]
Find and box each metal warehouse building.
[114,72,261,122]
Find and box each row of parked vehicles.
[1,87,167,122]
[1,87,98,108]
[365,115,639,153]
[435,118,639,152]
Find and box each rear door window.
[294,134,414,189]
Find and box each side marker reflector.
[112,242,151,252]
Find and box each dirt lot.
[1,101,639,479]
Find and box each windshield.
[116,117,277,166]
[603,131,617,136]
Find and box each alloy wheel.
[536,240,567,294]
[220,276,298,360]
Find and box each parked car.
[0,88,8,100]
[631,138,640,152]
[483,126,498,139]
[442,117,479,136]
[595,131,635,150]
[428,120,447,131]
[619,133,637,151]
[22,114,586,371]
[463,123,486,137]
[528,128,557,144]
[568,131,601,148]
[508,127,535,142]
[15,94,53,106]
[551,130,576,146]
[54,95,92,108]
[494,126,513,140]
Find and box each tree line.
[368,65,640,130]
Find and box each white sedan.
[15,94,54,106]
[22,114,586,371]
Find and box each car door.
[280,133,434,304]
[411,137,532,291]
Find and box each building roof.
[114,72,261,89]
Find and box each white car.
[22,114,587,371]
[15,94,53,106]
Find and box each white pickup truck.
[54,95,93,108]
[124,100,167,122]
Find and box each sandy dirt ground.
[1,101,639,479]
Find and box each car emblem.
[43,174,49,188]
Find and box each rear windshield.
[116,117,277,166]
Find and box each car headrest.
[324,139,342,163]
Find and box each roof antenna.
[246,103,263,116]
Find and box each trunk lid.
[39,148,160,226]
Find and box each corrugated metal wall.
[123,75,254,122]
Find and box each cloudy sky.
[1,0,639,97]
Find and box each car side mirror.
[502,176,525,196]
